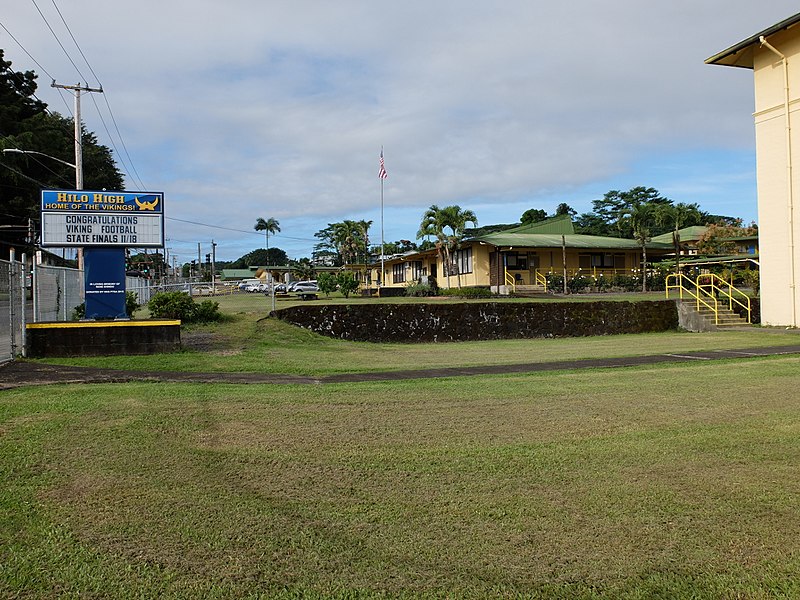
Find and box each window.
[455,248,473,274]
[410,261,425,280]
[505,252,527,270]
[392,263,406,283]
[579,253,625,269]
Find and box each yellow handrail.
[697,273,751,324]
[665,273,752,325]
[534,269,548,292]
[504,268,516,293]
[665,273,721,324]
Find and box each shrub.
[337,272,359,298]
[405,282,436,297]
[192,299,222,323]
[148,291,223,323]
[72,291,140,320]
[317,272,338,296]
[546,274,564,293]
[440,286,494,298]
[612,274,639,292]
[594,274,613,292]
[567,275,591,293]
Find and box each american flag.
[379,150,388,180]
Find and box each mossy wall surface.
[26,322,181,357]
[274,300,679,342]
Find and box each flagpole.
[379,147,386,288]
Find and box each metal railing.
[697,273,751,324]
[665,273,751,325]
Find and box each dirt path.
[2,344,800,390]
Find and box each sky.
[1,1,798,263]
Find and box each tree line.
[0,49,123,258]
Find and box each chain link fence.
[33,263,84,322]
[0,254,28,362]
[31,264,155,322]
[0,258,189,360]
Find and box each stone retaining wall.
[273,300,679,343]
[26,320,181,357]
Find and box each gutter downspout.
[760,36,798,327]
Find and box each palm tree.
[656,202,702,274]
[627,203,656,292]
[417,205,477,288]
[254,217,280,262]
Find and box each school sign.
[40,190,164,248]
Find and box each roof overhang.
[706,12,800,69]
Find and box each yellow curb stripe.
[27,320,181,329]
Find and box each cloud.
[3,0,797,259]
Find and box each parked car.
[238,279,262,292]
[193,285,214,296]
[292,280,319,293]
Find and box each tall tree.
[656,202,703,273]
[0,50,123,256]
[696,220,758,255]
[554,203,577,217]
[626,202,657,292]
[254,217,280,259]
[521,208,547,224]
[417,205,477,288]
[588,187,671,238]
[290,257,316,280]
[328,220,371,266]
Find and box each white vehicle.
[238,278,262,292]
[292,280,319,293]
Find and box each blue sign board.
[84,247,128,319]
[40,189,164,248]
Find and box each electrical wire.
[166,216,318,242]
[29,0,89,85]
[87,93,146,189]
[48,0,101,87]
[9,2,147,190]
[0,19,74,117]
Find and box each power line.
[88,93,146,189]
[0,19,74,116]
[49,0,101,87]
[29,0,89,84]
[12,3,147,190]
[166,216,318,242]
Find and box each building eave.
[706,12,800,69]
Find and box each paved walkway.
[2,344,800,390]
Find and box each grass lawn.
[3,356,800,598]
[33,291,800,375]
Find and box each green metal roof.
[220,268,260,280]
[501,214,575,235]
[669,254,759,267]
[650,225,708,244]
[473,231,672,250]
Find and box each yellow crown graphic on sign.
[135,197,160,211]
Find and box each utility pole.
[52,81,103,270]
[211,240,217,294]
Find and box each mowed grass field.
[5,295,800,597]
[35,291,800,375]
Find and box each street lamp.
[3,148,83,268]
[2,148,77,170]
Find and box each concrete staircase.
[512,284,548,297]
[679,300,750,331]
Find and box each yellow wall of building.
[752,28,800,325]
[382,245,645,289]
